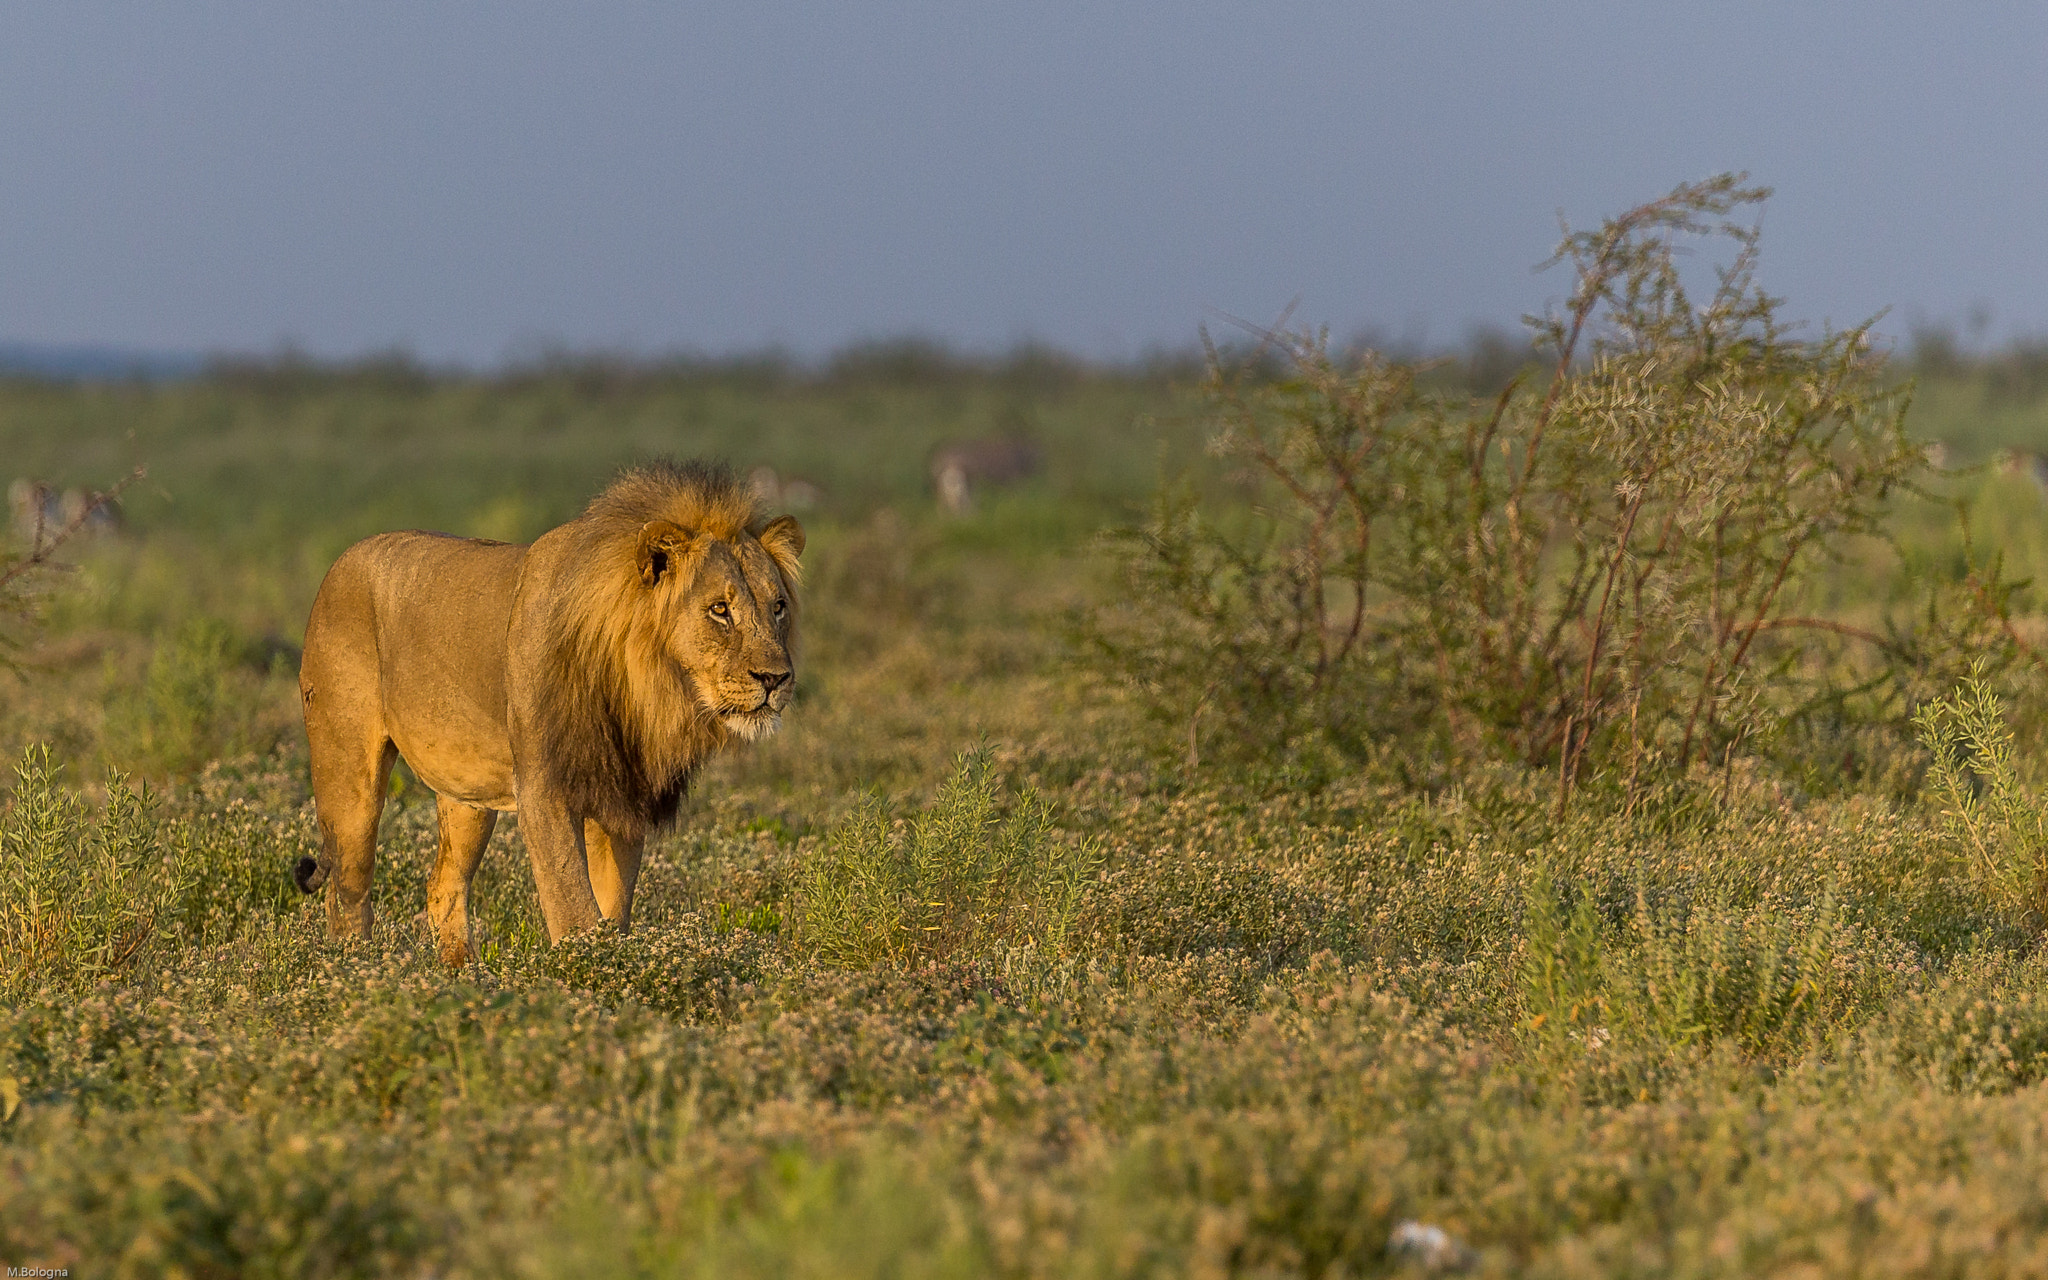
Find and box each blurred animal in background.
[928,436,1042,514]
[8,479,123,547]
[1998,448,2048,496]
[748,465,824,513]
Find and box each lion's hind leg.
[427,795,498,966]
[300,623,395,941]
[304,730,395,940]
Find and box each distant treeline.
[0,338,1201,393]
[10,326,2048,402]
[1904,325,2048,404]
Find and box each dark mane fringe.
[531,460,773,834]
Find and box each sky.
[1,2,2043,367]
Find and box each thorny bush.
[1094,174,2027,805]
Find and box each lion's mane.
[531,460,797,834]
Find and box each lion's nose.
[752,669,791,694]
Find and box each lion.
[292,460,804,965]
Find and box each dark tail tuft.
[292,855,327,893]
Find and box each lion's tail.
[292,856,328,893]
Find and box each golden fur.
[296,461,803,963]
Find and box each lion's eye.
[773,599,787,618]
[709,601,731,621]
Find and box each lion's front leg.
[584,820,646,935]
[519,799,606,942]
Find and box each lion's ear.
[758,515,805,581]
[636,520,693,587]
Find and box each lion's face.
[638,515,804,742]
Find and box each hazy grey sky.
[2,2,2042,365]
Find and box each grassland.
[8,342,2048,1277]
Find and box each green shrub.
[1609,888,1886,1058]
[1521,862,1902,1064]
[795,748,1099,969]
[1519,861,1607,1039]
[0,745,188,993]
[1913,662,2048,918]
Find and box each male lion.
[293,460,804,964]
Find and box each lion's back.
[307,531,525,654]
[303,532,529,801]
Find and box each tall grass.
[796,748,1099,969]
[101,618,272,776]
